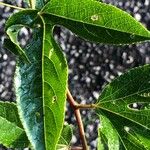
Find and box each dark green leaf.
[6,10,44,150]
[5,10,39,30]
[41,0,150,44]
[4,38,30,63]
[6,10,68,150]
[96,65,150,149]
[97,115,119,150]
[35,0,45,10]
[0,101,29,148]
[5,10,40,62]
[58,124,73,146]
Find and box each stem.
[71,146,83,150]
[67,89,88,150]
[75,104,97,109]
[0,2,25,10]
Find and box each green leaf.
[6,10,44,150]
[41,0,150,44]
[56,144,70,150]
[4,38,30,63]
[6,10,68,150]
[96,65,150,149]
[22,0,49,9]
[97,115,119,150]
[0,101,29,148]
[35,0,45,10]
[58,124,73,146]
[5,10,40,63]
[40,15,68,150]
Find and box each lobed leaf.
[96,65,150,149]
[6,10,68,150]
[41,0,150,44]
[0,101,29,148]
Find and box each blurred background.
[0,0,150,149]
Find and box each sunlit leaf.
[0,101,29,148]
[40,15,68,150]
[41,0,150,44]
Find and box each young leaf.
[96,65,150,149]
[41,0,150,44]
[6,10,68,150]
[0,101,29,148]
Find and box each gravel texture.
[0,0,150,149]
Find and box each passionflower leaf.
[41,0,150,44]
[96,65,150,149]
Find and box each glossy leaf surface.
[96,65,150,149]
[41,0,150,44]
[0,102,29,148]
[6,10,68,150]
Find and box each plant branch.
[0,2,25,10]
[67,89,88,150]
[75,104,97,109]
[71,146,83,150]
